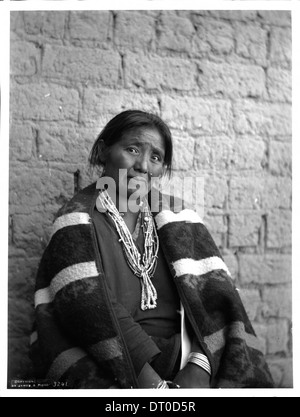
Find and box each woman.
[31,110,274,389]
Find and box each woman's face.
[103,127,166,198]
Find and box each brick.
[160,173,203,216]
[257,10,291,27]
[267,68,291,103]
[231,137,266,171]
[10,41,41,76]
[81,87,159,126]
[239,254,291,284]
[195,136,266,173]
[204,176,228,210]
[222,250,238,280]
[191,16,234,56]
[262,286,292,320]
[23,11,44,35]
[204,214,227,248]
[267,361,284,388]
[12,212,54,256]
[8,297,34,337]
[229,213,262,247]
[124,53,198,91]
[278,358,293,388]
[205,11,258,22]
[9,166,74,214]
[269,142,292,176]
[270,27,291,68]
[267,358,293,388]
[239,288,261,321]
[161,96,233,134]
[114,11,156,52]
[43,11,66,39]
[157,13,196,53]
[10,82,80,122]
[9,123,35,162]
[252,323,267,355]
[36,122,97,163]
[69,10,112,43]
[8,256,39,299]
[8,337,33,380]
[10,11,24,34]
[76,164,98,190]
[198,61,266,99]
[230,176,292,212]
[267,210,292,249]
[42,45,121,86]
[233,100,291,136]
[172,135,195,170]
[266,320,289,354]
[235,23,267,66]
[229,176,264,210]
[263,177,292,210]
[23,11,66,39]
[194,136,233,171]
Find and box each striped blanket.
[31,183,274,388]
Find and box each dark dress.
[93,208,181,379]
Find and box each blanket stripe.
[35,226,96,291]
[204,321,264,355]
[89,337,123,362]
[34,262,99,307]
[172,257,231,278]
[51,261,98,296]
[47,347,88,380]
[35,287,53,308]
[155,209,203,230]
[50,212,91,240]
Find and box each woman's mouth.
[127,176,149,194]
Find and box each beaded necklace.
[97,189,159,310]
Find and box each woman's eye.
[152,154,162,162]
[127,147,139,154]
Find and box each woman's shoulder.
[55,182,97,219]
[149,188,195,215]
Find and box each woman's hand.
[137,362,163,388]
[173,363,210,388]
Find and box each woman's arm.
[137,362,163,388]
[111,296,162,377]
[173,336,211,388]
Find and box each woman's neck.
[111,190,142,233]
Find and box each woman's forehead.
[120,127,165,150]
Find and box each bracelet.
[187,352,212,376]
[156,380,169,389]
[156,380,180,389]
[166,381,180,389]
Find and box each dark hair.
[89,110,173,177]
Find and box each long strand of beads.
[97,189,159,310]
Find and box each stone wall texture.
[9,10,292,388]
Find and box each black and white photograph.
[0,0,298,400]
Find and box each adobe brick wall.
[9,10,292,388]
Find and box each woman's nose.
[134,154,149,174]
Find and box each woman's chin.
[127,178,149,196]
[127,185,149,198]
